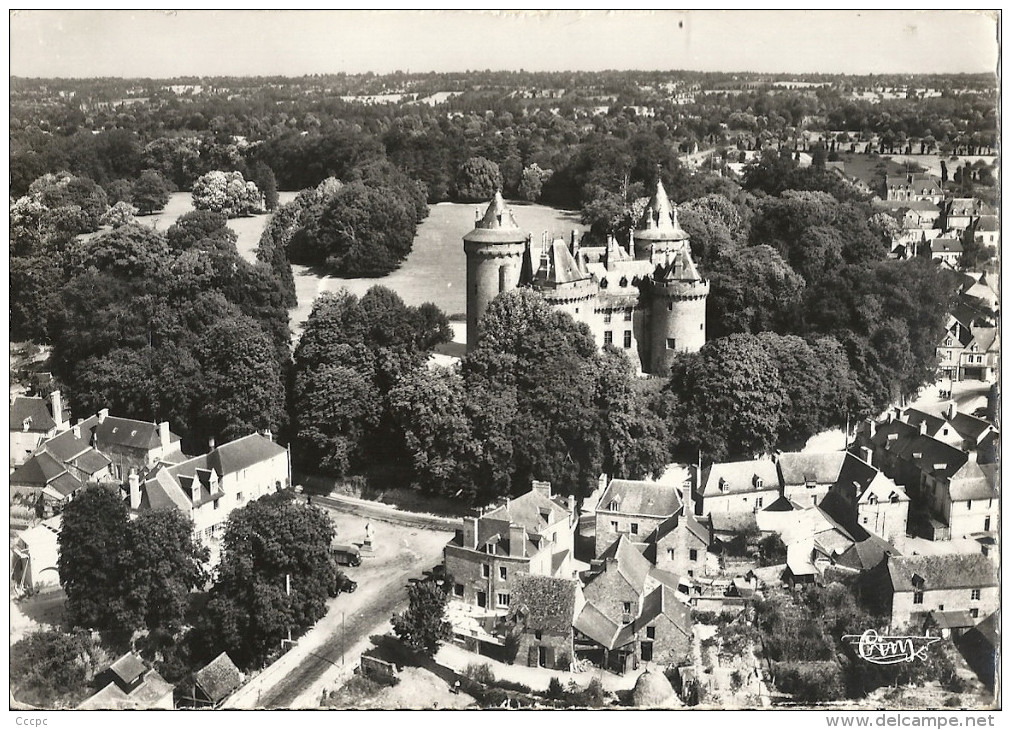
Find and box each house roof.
[574,601,620,648]
[78,669,173,710]
[10,396,56,433]
[700,459,780,497]
[72,448,113,475]
[207,433,285,475]
[975,214,998,232]
[510,574,579,633]
[777,452,847,486]
[11,451,69,486]
[835,532,899,572]
[193,652,243,704]
[614,584,690,649]
[592,535,652,593]
[598,478,683,518]
[708,510,758,535]
[96,417,180,451]
[887,554,997,592]
[109,653,148,685]
[39,420,98,462]
[948,459,997,501]
[482,488,570,534]
[931,237,963,254]
[140,469,192,512]
[967,327,998,353]
[48,471,86,498]
[930,610,977,631]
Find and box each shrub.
[547,677,565,700]
[774,661,845,703]
[464,662,495,684]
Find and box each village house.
[885,174,944,204]
[10,515,62,596]
[594,477,685,555]
[444,481,576,612]
[77,653,174,710]
[191,652,244,708]
[942,197,986,235]
[852,411,998,541]
[936,316,976,381]
[925,236,963,267]
[959,327,998,382]
[867,554,998,630]
[503,573,582,669]
[134,432,290,542]
[696,459,781,514]
[970,215,999,255]
[645,508,714,581]
[90,409,187,479]
[9,391,67,467]
[575,536,691,672]
[960,271,999,314]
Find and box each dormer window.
[22,418,30,432]
[867,494,878,505]
[753,476,763,490]
[720,479,730,494]
[608,500,619,511]
[484,543,495,555]
[889,492,900,504]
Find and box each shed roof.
[193,652,243,703]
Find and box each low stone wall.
[310,493,458,532]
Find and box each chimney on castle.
[159,421,171,451]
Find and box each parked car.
[329,571,357,597]
[332,543,362,567]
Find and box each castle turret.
[632,177,690,263]
[532,236,598,326]
[633,177,708,375]
[463,192,529,351]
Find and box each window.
[535,629,543,640]
[237,491,244,502]
[688,569,694,578]
[623,602,633,614]
[689,548,698,561]
[611,520,619,531]
[497,593,511,608]
[646,626,656,640]
[484,543,494,555]
[862,517,869,524]
[482,564,490,578]
[913,591,924,605]
[970,608,979,619]
[666,337,676,350]
[608,500,618,511]
[668,302,674,311]
[623,331,632,349]
[604,331,613,345]
[604,312,612,324]
[623,310,632,322]
[454,583,464,598]
[630,522,639,535]
[499,566,507,580]
[667,548,676,560]
[756,497,763,509]
[700,323,704,330]
[971,589,981,601]
[213,499,220,510]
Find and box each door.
[641,642,653,662]
[984,517,991,532]
[538,646,548,667]
[477,591,487,609]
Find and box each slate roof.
[654,244,702,283]
[78,668,173,710]
[40,418,99,462]
[96,416,180,451]
[699,459,780,497]
[777,452,847,486]
[72,448,113,475]
[140,469,193,512]
[887,554,997,592]
[535,239,589,287]
[614,584,690,648]
[574,601,620,647]
[967,327,998,353]
[975,214,998,232]
[463,191,526,244]
[11,451,70,486]
[635,178,690,242]
[948,459,997,501]
[598,478,683,518]
[591,535,652,593]
[931,238,963,255]
[193,652,243,704]
[835,532,899,572]
[10,396,56,433]
[931,610,976,630]
[510,574,579,633]
[110,653,148,685]
[482,488,570,534]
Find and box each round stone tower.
[463,192,528,351]
[632,178,709,375]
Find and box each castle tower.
[532,235,598,328]
[463,192,529,351]
[632,178,709,375]
[632,177,690,263]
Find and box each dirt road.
[222,507,453,709]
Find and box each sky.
[9,10,1000,78]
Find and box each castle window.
[604,331,613,345]
[666,338,676,350]
[623,331,632,349]
[623,310,632,322]
[604,312,612,324]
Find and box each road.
[221,504,453,709]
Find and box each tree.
[195,495,336,670]
[166,209,238,253]
[192,170,262,218]
[118,510,208,634]
[453,156,502,202]
[518,163,551,202]
[250,161,280,211]
[665,335,785,462]
[11,630,105,708]
[99,200,138,228]
[131,169,172,215]
[705,245,805,338]
[392,578,452,658]
[58,486,131,630]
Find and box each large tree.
[11,630,105,709]
[192,170,262,218]
[392,578,452,658]
[453,156,502,202]
[194,494,336,670]
[131,169,172,215]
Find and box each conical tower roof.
[654,244,702,283]
[535,238,589,288]
[634,177,689,243]
[463,191,527,244]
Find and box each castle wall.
[649,287,708,376]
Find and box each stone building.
[463,178,708,375]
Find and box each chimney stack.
[72,424,81,440]
[159,421,171,450]
[509,524,527,558]
[98,408,109,424]
[262,429,273,442]
[531,480,552,499]
[128,468,141,510]
[860,446,874,465]
[945,401,956,420]
[208,437,216,452]
[49,390,65,429]
[919,420,928,435]
[463,516,478,549]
